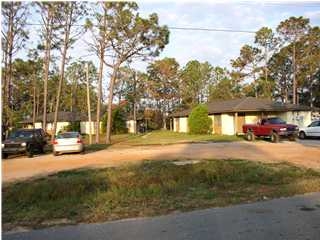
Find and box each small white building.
[20,111,102,135]
[171,97,314,135]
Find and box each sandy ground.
[2,140,320,183]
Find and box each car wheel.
[299,131,306,139]
[2,153,8,159]
[80,147,85,155]
[39,146,45,154]
[270,132,279,143]
[245,132,255,141]
[27,149,34,158]
[288,135,296,141]
[53,151,59,156]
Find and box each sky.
[15,1,320,74]
[133,1,320,69]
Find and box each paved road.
[3,192,320,240]
[3,140,320,183]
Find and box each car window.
[9,131,33,139]
[310,121,320,127]
[268,118,286,124]
[34,130,41,138]
[56,132,79,139]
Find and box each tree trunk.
[292,42,296,104]
[42,9,53,132]
[86,63,92,145]
[95,10,107,144]
[106,64,119,144]
[6,4,14,127]
[96,50,104,143]
[36,88,40,118]
[32,74,36,128]
[52,13,72,139]
[265,45,270,99]
[133,71,137,134]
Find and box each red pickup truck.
[242,117,299,143]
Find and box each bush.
[102,107,128,134]
[62,121,80,133]
[188,104,212,134]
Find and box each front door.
[236,113,245,133]
[214,114,222,135]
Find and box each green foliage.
[188,104,212,134]
[3,160,320,230]
[102,107,128,134]
[62,121,80,133]
[144,109,163,130]
[209,78,234,100]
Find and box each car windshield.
[8,130,34,139]
[268,118,286,124]
[56,132,79,139]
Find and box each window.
[309,121,320,127]
[267,118,286,124]
[57,132,79,139]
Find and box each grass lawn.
[3,159,320,230]
[88,130,242,147]
[81,130,242,150]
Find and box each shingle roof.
[20,111,102,123]
[171,97,313,117]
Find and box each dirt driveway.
[3,140,320,183]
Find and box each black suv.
[1,129,47,158]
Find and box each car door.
[33,130,42,149]
[314,121,320,137]
[259,119,270,136]
[305,121,320,137]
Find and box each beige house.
[171,97,313,135]
[20,111,102,135]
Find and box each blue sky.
[131,1,320,69]
[18,1,320,74]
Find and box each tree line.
[2,2,319,143]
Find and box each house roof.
[20,111,102,124]
[171,97,313,117]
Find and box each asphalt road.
[3,192,320,240]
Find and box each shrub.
[102,107,128,134]
[188,104,212,134]
[62,121,80,133]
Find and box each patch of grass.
[114,130,242,146]
[84,144,109,153]
[3,159,320,230]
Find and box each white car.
[52,132,85,156]
[299,120,320,139]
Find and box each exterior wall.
[209,115,215,134]
[80,121,99,135]
[221,114,234,135]
[281,111,311,128]
[35,122,42,129]
[245,113,260,124]
[179,117,188,133]
[126,120,136,134]
[173,118,179,132]
[46,122,70,134]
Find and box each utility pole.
[133,70,137,134]
[86,63,92,145]
[293,42,297,104]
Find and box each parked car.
[1,128,47,158]
[52,131,84,156]
[299,120,320,139]
[242,117,299,143]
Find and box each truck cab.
[243,117,299,143]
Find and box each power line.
[168,27,256,34]
[24,22,258,34]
